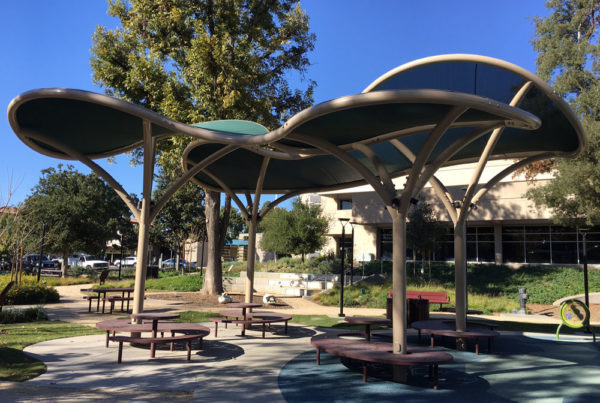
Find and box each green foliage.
[260,199,329,260]
[528,1,600,224]
[407,201,444,257]
[0,321,103,381]
[241,255,339,274]
[225,207,245,241]
[313,263,600,311]
[145,273,204,291]
[22,165,132,262]
[91,0,316,294]
[259,208,292,255]
[0,276,59,305]
[151,168,205,253]
[0,306,47,324]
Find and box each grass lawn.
[0,321,103,382]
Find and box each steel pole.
[454,220,467,332]
[583,232,589,307]
[119,232,124,280]
[350,225,355,285]
[339,223,346,317]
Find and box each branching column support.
[245,157,271,303]
[132,120,156,316]
[453,81,533,331]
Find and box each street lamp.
[349,221,355,285]
[338,217,350,317]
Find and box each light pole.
[349,221,355,285]
[579,226,590,307]
[338,218,349,317]
[37,222,46,282]
[117,230,124,281]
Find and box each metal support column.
[454,220,467,332]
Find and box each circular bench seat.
[310,333,453,389]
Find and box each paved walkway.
[2,284,599,402]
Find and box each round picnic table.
[130,312,180,357]
[344,317,391,342]
[225,302,261,336]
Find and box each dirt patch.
[146,292,290,310]
[528,303,600,323]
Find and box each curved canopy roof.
[183,55,585,194]
[8,55,585,196]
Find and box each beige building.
[302,160,599,266]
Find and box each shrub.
[0,277,60,305]
[67,265,89,277]
[0,306,48,324]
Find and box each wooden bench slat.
[108,333,206,363]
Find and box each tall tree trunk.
[201,191,223,295]
[61,249,69,278]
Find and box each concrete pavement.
[2,283,598,402]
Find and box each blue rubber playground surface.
[279,332,600,402]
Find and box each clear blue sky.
[0,0,548,207]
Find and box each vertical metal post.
[37,223,46,282]
[454,220,467,332]
[390,209,407,354]
[119,231,124,281]
[350,223,355,286]
[582,230,590,307]
[338,218,349,317]
[245,215,258,303]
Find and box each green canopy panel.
[8,89,273,160]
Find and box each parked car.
[22,254,57,273]
[114,256,137,268]
[68,253,109,270]
[161,258,191,269]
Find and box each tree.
[259,207,293,258]
[526,1,600,225]
[260,199,329,261]
[91,0,315,294]
[23,165,131,276]
[223,206,245,242]
[406,201,443,280]
[151,167,205,272]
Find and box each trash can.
[386,293,430,325]
[146,265,159,279]
[407,298,429,325]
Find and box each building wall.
[299,160,598,265]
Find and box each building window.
[338,199,352,210]
[379,228,393,261]
[467,226,495,262]
[501,225,600,264]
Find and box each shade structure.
[8,54,586,360]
